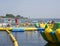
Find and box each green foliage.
[16,15,26,19]
[6,14,15,18]
[16,15,22,18]
[16,15,20,17]
[0,14,28,19]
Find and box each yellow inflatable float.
[40,22,60,43]
[0,27,12,31]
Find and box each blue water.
[29,18,60,23]
[12,31,60,46]
[0,31,13,46]
[3,18,60,24]
[12,31,47,46]
[1,31,60,46]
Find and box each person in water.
[7,19,11,27]
[15,18,19,27]
[47,20,55,28]
[48,20,55,24]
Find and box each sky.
[0,0,60,18]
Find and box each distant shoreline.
[0,14,28,19]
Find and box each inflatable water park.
[40,22,60,43]
[0,18,60,46]
[0,25,45,46]
[0,18,46,46]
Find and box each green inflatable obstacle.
[34,23,46,28]
[40,22,60,43]
[34,23,40,28]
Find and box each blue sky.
[0,0,60,18]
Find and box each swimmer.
[15,18,19,27]
[7,19,11,27]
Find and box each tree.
[6,14,15,18]
[16,15,23,18]
[16,15,20,18]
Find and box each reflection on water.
[0,31,60,46]
[12,31,47,46]
[0,31,13,46]
[12,31,60,46]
